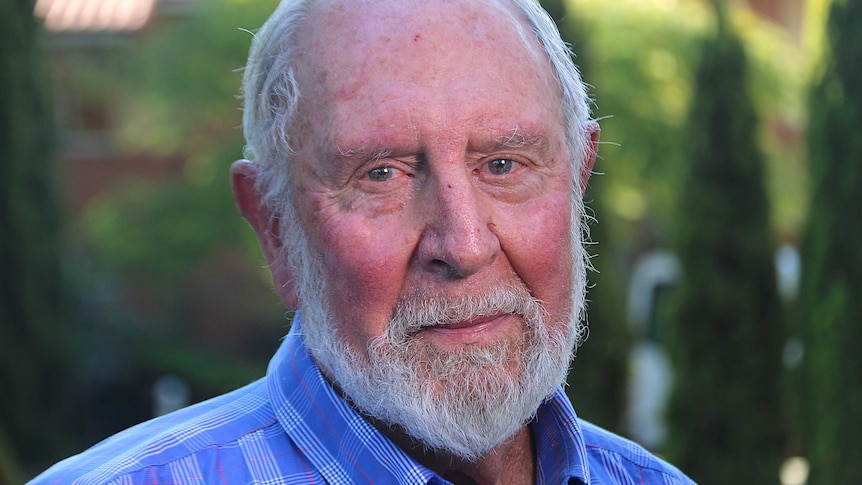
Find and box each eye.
[487,158,516,175]
[367,166,396,182]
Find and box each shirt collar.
[268,312,590,484]
[267,314,437,483]
[531,389,591,485]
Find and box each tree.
[664,3,784,483]
[799,0,862,481]
[0,0,73,477]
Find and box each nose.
[416,174,500,278]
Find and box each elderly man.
[31,0,694,483]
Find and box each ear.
[579,121,600,196]
[230,160,299,310]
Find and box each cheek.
[501,197,575,314]
[315,215,414,340]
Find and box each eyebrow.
[328,125,550,162]
[490,125,550,151]
[333,143,393,161]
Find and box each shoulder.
[28,379,313,485]
[579,420,697,485]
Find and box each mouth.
[419,313,518,347]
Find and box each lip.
[432,313,504,331]
[420,313,514,345]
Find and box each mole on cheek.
[413,33,421,41]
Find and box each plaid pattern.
[30,314,695,484]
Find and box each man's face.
[281,0,589,457]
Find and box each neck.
[372,418,537,485]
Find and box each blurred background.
[1,0,858,483]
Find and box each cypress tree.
[0,0,71,472]
[664,2,784,483]
[799,0,862,481]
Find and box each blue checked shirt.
[30,314,695,484]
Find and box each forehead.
[307,1,539,58]
[293,0,563,149]
[299,0,549,84]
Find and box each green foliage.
[664,5,784,483]
[570,0,709,242]
[77,0,281,305]
[81,143,245,288]
[79,0,279,272]
[0,0,74,474]
[570,0,806,245]
[799,0,862,481]
[80,0,281,275]
[118,0,279,155]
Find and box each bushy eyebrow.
[492,126,549,151]
[329,125,550,162]
[334,143,393,161]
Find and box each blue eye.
[367,166,394,181]
[487,159,515,175]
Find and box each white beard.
[284,198,588,460]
